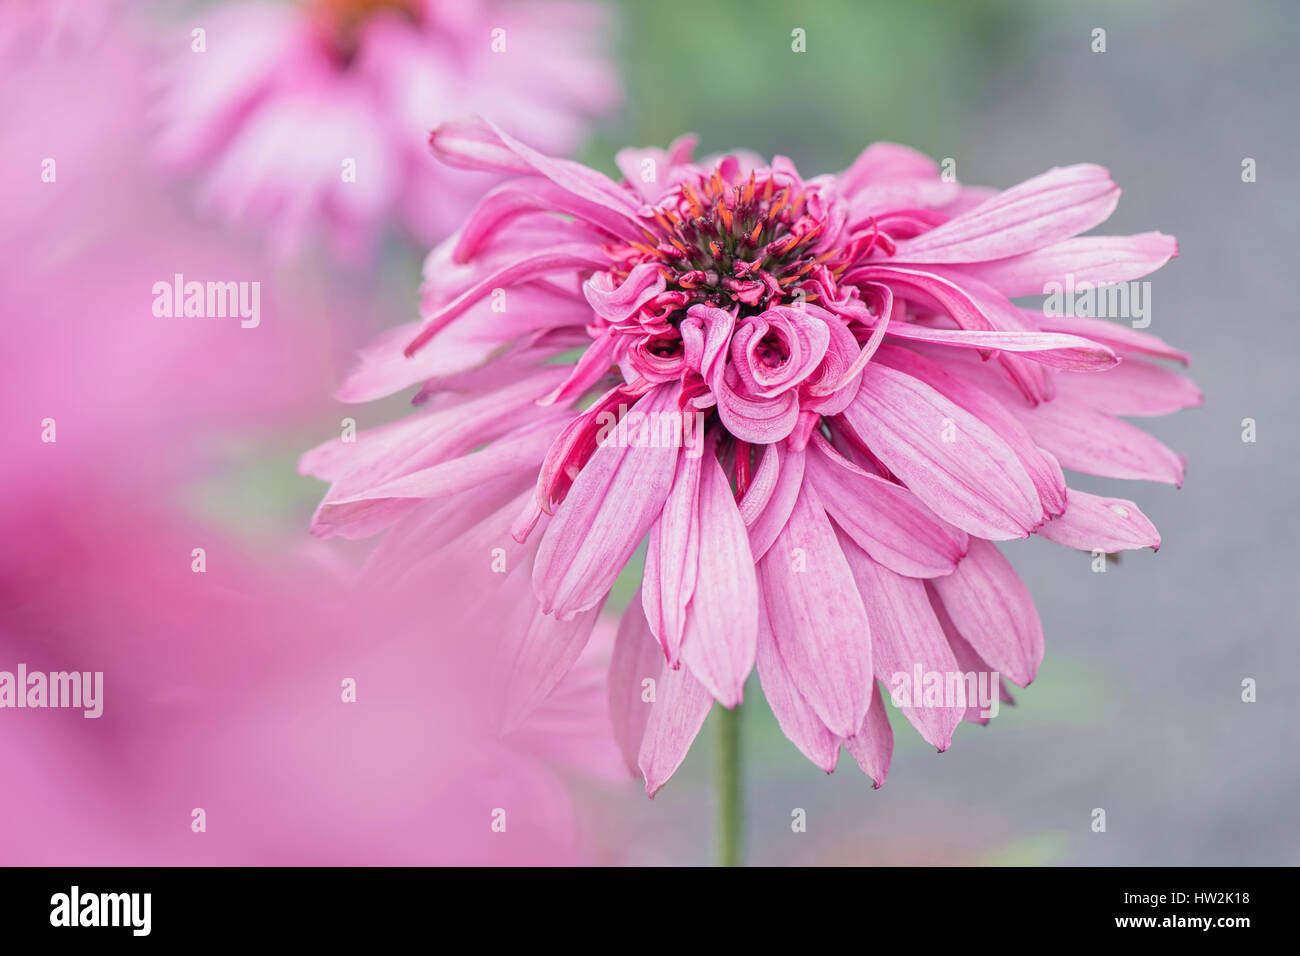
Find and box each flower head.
[304,118,1199,793]
[154,0,618,259]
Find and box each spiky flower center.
[619,169,837,317]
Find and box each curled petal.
[1036,490,1161,552]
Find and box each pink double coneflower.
[302,118,1199,797]
[154,0,617,259]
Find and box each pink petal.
[583,262,667,322]
[944,232,1178,297]
[754,600,841,772]
[642,446,702,663]
[736,437,780,526]
[301,369,562,490]
[497,596,605,732]
[333,319,498,404]
[1028,311,1190,365]
[930,539,1044,686]
[839,537,963,750]
[608,601,716,796]
[757,484,873,737]
[845,363,1042,539]
[679,446,759,707]
[638,662,715,797]
[838,142,940,194]
[454,178,643,263]
[892,164,1120,263]
[1053,358,1203,416]
[844,683,894,788]
[712,365,801,444]
[406,244,610,356]
[744,441,805,561]
[1036,490,1161,552]
[311,418,563,539]
[875,345,1066,519]
[429,116,643,221]
[933,595,1017,724]
[1010,395,1186,485]
[608,596,665,776]
[537,329,621,407]
[533,387,680,618]
[847,266,997,332]
[884,322,1118,371]
[807,434,967,578]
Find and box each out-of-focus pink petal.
[608,598,662,776]
[497,590,605,732]
[610,599,715,796]
[312,419,564,539]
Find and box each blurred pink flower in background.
[303,119,1200,795]
[153,0,620,260]
[0,12,616,865]
[0,493,620,865]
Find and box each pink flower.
[0,30,618,863]
[303,118,1200,794]
[153,0,618,260]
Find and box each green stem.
[716,702,743,867]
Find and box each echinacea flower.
[302,118,1200,794]
[153,0,618,259]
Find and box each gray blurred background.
[577,0,1299,866]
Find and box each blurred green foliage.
[584,0,1043,176]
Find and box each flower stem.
[716,702,743,867]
